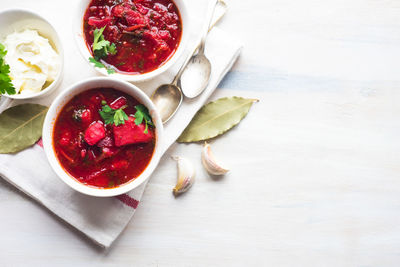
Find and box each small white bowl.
[42,77,164,197]
[0,9,64,99]
[73,0,189,82]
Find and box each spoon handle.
[198,0,219,54]
[210,0,227,31]
[172,0,223,85]
[172,43,198,85]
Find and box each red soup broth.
[83,0,182,74]
[53,88,156,189]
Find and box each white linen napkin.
[0,26,242,248]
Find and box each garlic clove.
[201,142,229,176]
[172,156,195,196]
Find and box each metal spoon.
[151,0,225,123]
[180,0,218,98]
[150,64,185,123]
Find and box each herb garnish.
[0,43,16,95]
[89,57,115,74]
[99,104,129,126]
[88,26,117,74]
[93,27,116,59]
[134,104,153,134]
[99,102,154,134]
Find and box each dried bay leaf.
[0,104,48,154]
[177,97,258,143]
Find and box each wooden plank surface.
[1,0,400,266]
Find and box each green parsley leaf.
[92,26,117,61]
[135,105,153,125]
[99,104,115,125]
[107,67,116,74]
[108,43,117,55]
[114,109,129,126]
[89,57,105,68]
[99,104,129,126]
[93,39,110,52]
[134,110,144,125]
[0,43,7,58]
[93,27,105,46]
[134,105,153,134]
[89,27,118,75]
[0,43,16,95]
[88,57,115,74]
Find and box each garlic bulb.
[172,156,195,196]
[201,142,229,175]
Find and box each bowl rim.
[42,77,164,197]
[0,8,64,100]
[72,0,189,82]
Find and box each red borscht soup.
[53,88,156,189]
[83,0,182,74]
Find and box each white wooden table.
[1,0,400,266]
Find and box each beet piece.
[136,4,149,15]
[80,149,87,159]
[81,109,92,125]
[112,4,125,17]
[143,28,169,52]
[72,109,92,126]
[85,122,106,146]
[88,17,112,28]
[124,9,146,26]
[110,96,127,110]
[59,131,71,147]
[113,117,153,147]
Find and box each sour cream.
[3,29,60,95]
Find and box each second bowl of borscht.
[74,0,189,82]
[42,77,164,197]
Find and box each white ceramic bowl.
[42,77,164,197]
[73,0,189,82]
[0,9,64,99]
